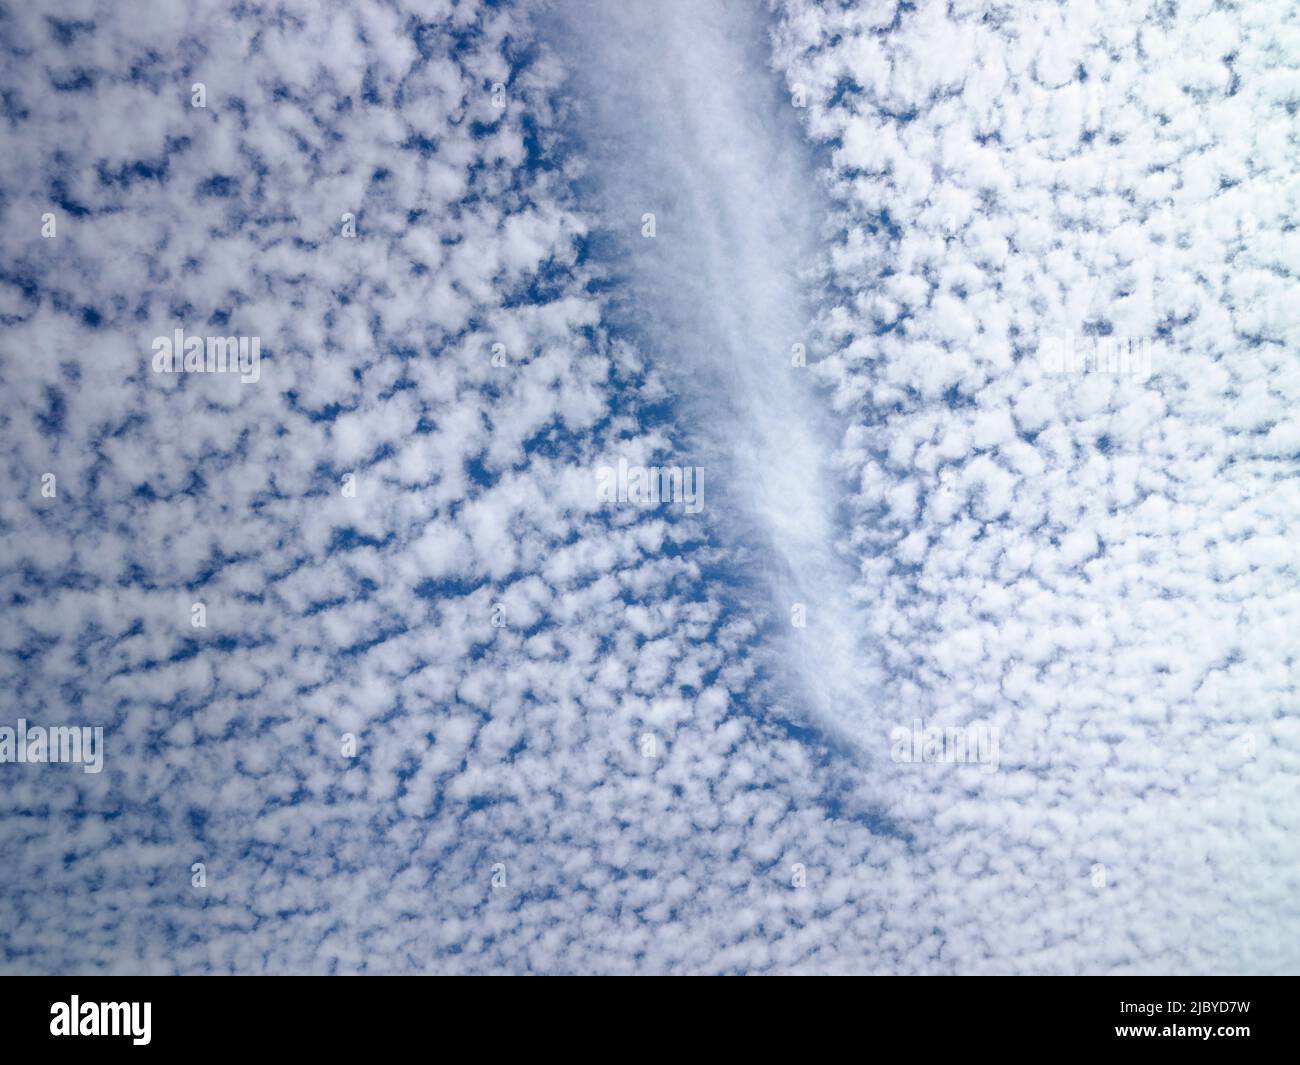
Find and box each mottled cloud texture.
[0,0,1296,974]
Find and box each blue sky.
[0,0,1298,974]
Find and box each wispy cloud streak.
[536,0,881,738]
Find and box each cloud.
[0,0,1295,976]
[771,0,1300,973]
[534,0,884,737]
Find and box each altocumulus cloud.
[0,0,1296,975]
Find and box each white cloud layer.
[0,0,1295,974]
